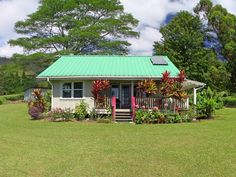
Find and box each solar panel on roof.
[150,56,168,65]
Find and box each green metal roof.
[37,55,180,79]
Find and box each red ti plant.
[172,70,187,100]
[91,80,103,100]
[91,80,111,107]
[28,89,46,119]
[159,71,174,97]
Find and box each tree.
[9,0,139,55]
[194,0,236,91]
[153,9,230,91]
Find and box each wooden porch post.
[131,80,134,97]
[112,96,116,121]
[131,96,136,122]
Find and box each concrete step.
[115,115,132,119]
[116,112,131,116]
[116,118,133,123]
[116,109,131,113]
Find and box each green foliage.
[0,53,54,96]
[137,79,158,96]
[135,108,192,124]
[2,94,24,101]
[74,101,89,120]
[0,97,6,105]
[223,96,236,107]
[89,108,99,120]
[154,4,232,91]
[194,0,213,15]
[9,0,138,55]
[43,91,51,112]
[197,87,218,118]
[194,0,236,91]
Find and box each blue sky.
[0,0,235,57]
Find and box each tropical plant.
[172,70,188,100]
[159,71,174,97]
[137,79,158,96]
[197,87,217,118]
[74,101,89,120]
[28,89,46,119]
[91,80,111,108]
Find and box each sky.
[0,0,236,57]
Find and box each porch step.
[115,119,133,123]
[116,109,131,113]
[115,109,132,122]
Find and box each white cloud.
[121,0,199,55]
[0,41,23,57]
[0,0,39,57]
[216,0,236,15]
[0,0,235,57]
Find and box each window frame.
[61,81,84,99]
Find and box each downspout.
[193,84,206,113]
[47,77,53,110]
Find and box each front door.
[121,84,131,109]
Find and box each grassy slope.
[0,103,235,177]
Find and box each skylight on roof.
[150,56,168,65]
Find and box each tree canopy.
[153,1,234,91]
[9,0,139,55]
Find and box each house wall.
[51,80,94,110]
[24,88,50,102]
[51,80,138,110]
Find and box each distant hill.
[0,57,9,65]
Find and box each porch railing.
[94,97,111,109]
[135,97,189,110]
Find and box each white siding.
[51,80,94,111]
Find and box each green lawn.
[0,103,235,177]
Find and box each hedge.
[223,96,236,107]
[0,93,24,103]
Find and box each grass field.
[0,103,235,177]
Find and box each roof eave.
[36,75,178,81]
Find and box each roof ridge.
[60,55,167,57]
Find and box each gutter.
[37,76,179,81]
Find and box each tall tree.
[194,0,236,91]
[153,11,230,91]
[9,0,139,55]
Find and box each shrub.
[223,96,236,107]
[89,108,99,120]
[3,93,24,101]
[135,107,195,124]
[135,108,164,124]
[28,106,43,119]
[43,91,51,112]
[47,108,74,121]
[28,89,46,119]
[0,97,6,105]
[135,109,147,124]
[197,87,217,118]
[74,101,89,120]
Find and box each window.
[62,83,72,98]
[62,82,83,98]
[74,82,83,98]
